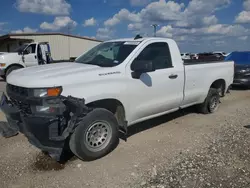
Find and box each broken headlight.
[31,87,65,115]
[31,102,66,115]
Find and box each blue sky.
[0,0,250,52]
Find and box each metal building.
[0,33,102,60]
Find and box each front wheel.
[197,88,220,114]
[6,66,22,77]
[69,108,119,161]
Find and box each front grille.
[12,99,32,114]
[7,84,32,114]
[7,84,29,97]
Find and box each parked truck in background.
[181,52,191,60]
[0,42,52,78]
[225,51,250,87]
[0,37,234,162]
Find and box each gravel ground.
[0,88,250,188]
[136,111,250,188]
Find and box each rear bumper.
[0,93,88,161]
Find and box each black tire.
[69,108,119,161]
[197,88,220,114]
[6,66,22,77]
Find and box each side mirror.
[131,60,155,79]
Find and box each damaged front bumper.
[0,93,89,161]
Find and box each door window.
[132,42,172,70]
[24,44,36,54]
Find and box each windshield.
[14,44,28,53]
[75,41,138,67]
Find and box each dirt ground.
[0,85,250,188]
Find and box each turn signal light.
[47,87,62,97]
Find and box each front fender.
[61,80,129,114]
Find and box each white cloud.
[104,0,230,31]
[239,36,248,40]
[235,11,250,23]
[11,27,38,33]
[204,24,248,36]
[104,0,185,28]
[99,0,249,52]
[104,9,141,27]
[96,27,114,40]
[40,17,77,31]
[140,0,184,22]
[177,0,230,27]
[235,0,250,23]
[130,0,151,6]
[128,23,143,30]
[83,17,97,27]
[203,15,218,25]
[244,0,250,11]
[156,25,173,38]
[16,0,71,15]
[156,24,249,39]
[183,0,231,15]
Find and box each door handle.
[35,55,37,59]
[169,74,178,79]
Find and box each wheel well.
[86,99,126,127]
[5,64,24,74]
[210,79,226,96]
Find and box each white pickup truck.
[0,37,234,162]
[0,42,52,78]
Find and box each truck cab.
[0,42,52,78]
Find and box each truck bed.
[182,60,234,106]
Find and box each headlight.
[33,87,62,97]
[31,87,64,115]
[31,103,66,115]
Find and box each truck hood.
[7,62,114,88]
[0,52,21,63]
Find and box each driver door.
[22,43,38,67]
[126,42,184,124]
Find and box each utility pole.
[151,24,159,37]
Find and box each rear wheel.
[197,88,220,114]
[6,66,22,77]
[69,108,119,161]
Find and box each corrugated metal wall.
[10,34,101,60]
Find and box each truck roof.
[107,37,174,43]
